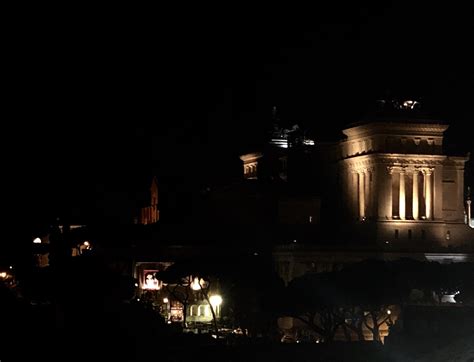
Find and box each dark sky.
[5,3,473,225]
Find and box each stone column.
[412,169,419,220]
[364,170,371,218]
[352,171,359,220]
[369,169,375,218]
[425,169,432,220]
[377,164,393,220]
[399,169,406,220]
[433,165,443,220]
[359,171,366,219]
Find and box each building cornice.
[342,122,449,139]
[239,152,263,162]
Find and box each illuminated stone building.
[137,176,160,225]
[274,100,474,286]
[273,99,474,342]
[335,105,472,247]
[240,152,262,180]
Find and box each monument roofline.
[342,121,449,138]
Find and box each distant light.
[33,237,42,244]
[167,320,172,324]
[83,241,90,247]
[401,100,419,110]
[134,283,139,287]
[269,138,288,149]
[385,241,389,244]
[253,252,259,256]
[303,139,315,146]
[387,309,392,315]
[163,297,169,303]
[0,272,7,278]
[9,266,13,270]
[293,240,297,243]
[209,295,223,307]
[137,298,140,301]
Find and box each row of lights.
[136,276,223,308]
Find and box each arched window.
[198,305,207,316]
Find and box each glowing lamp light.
[0,272,7,278]
[163,298,169,303]
[83,241,90,247]
[209,295,223,307]
[387,309,392,315]
[33,237,42,244]
[190,277,201,291]
[134,283,138,287]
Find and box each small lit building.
[136,176,160,225]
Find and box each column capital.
[422,167,434,176]
[406,166,420,174]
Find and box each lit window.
[198,305,207,317]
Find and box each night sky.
[5,3,473,228]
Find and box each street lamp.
[209,295,222,307]
[209,295,223,318]
[190,276,203,291]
